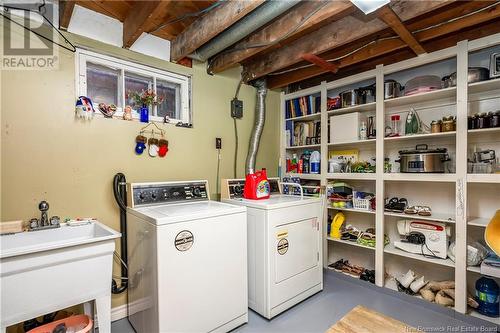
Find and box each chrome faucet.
[29,201,60,231]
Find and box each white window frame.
[75,48,191,123]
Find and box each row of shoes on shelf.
[384,197,432,216]
[328,259,375,284]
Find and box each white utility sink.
[0,222,120,333]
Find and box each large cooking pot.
[384,79,402,99]
[339,89,361,108]
[396,144,450,173]
[442,67,490,88]
[358,84,376,104]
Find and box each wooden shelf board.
[328,138,376,148]
[383,173,457,182]
[467,174,500,183]
[286,144,321,150]
[384,131,456,142]
[384,244,455,268]
[466,266,481,273]
[384,87,456,108]
[468,77,500,94]
[326,173,376,180]
[285,113,321,121]
[328,207,376,215]
[327,102,376,116]
[384,211,455,224]
[469,310,500,325]
[468,217,490,227]
[326,237,376,251]
[285,173,321,180]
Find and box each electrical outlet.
[231,98,243,119]
[216,138,222,149]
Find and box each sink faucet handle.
[29,218,40,229]
[38,201,49,226]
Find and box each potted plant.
[129,89,164,123]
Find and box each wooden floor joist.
[59,0,75,30]
[207,0,354,74]
[377,5,426,55]
[241,0,451,83]
[266,1,500,89]
[170,0,265,62]
[123,1,172,48]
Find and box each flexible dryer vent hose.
[246,79,267,175]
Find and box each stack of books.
[285,95,321,119]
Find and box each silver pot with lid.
[396,144,450,173]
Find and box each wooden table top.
[327,305,415,333]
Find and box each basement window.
[76,49,191,123]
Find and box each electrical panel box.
[231,98,243,119]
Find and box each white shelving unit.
[279,33,500,324]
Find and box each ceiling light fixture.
[350,0,390,14]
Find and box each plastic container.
[243,169,270,200]
[475,277,499,317]
[27,315,93,333]
[352,191,373,211]
[310,151,320,174]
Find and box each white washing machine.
[221,178,323,319]
[126,180,248,333]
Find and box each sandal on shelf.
[384,197,399,212]
[392,198,408,213]
[418,206,432,216]
[349,265,364,279]
[404,206,418,214]
[328,259,347,272]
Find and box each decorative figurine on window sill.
[123,105,133,121]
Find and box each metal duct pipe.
[189,0,300,62]
[246,79,267,175]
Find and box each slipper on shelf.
[404,206,418,214]
[349,265,364,279]
[418,206,432,216]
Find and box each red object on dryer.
[243,169,271,200]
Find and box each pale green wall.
[0,28,280,308]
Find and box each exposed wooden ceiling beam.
[295,19,500,90]
[301,54,339,74]
[267,1,500,89]
[377,5,426,55]
[59,0,75,30]
[208,0,354,74]
[242,0,452,82]
[170,0,265,62]
[123,1,172,48]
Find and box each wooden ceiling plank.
[377,5,426,55]
[170,0,265,62]
[242,0,452,82]
[59,0,75,30]
[208,0,354,74]
[123,1,172,48]
[267,2,500,89]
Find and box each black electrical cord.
[112,173,128,294]
[0,4,76,53]
[232,79,243,178]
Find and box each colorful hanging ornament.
[158,139,169,157]
[148,137,159,157]
[135,135,147,155]
[75,96,94,120]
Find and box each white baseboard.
[111,304,128,322]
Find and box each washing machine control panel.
[226,178,280,199]
[129,181,208,207]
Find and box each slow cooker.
[396,144,450,173]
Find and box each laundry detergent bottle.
[243,168,270,200]
[475,277,499,317]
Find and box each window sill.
[90,111,189,127]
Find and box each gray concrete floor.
[111,270,499,332]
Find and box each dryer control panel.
[221,178,280,199]
[127,181,209,208]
